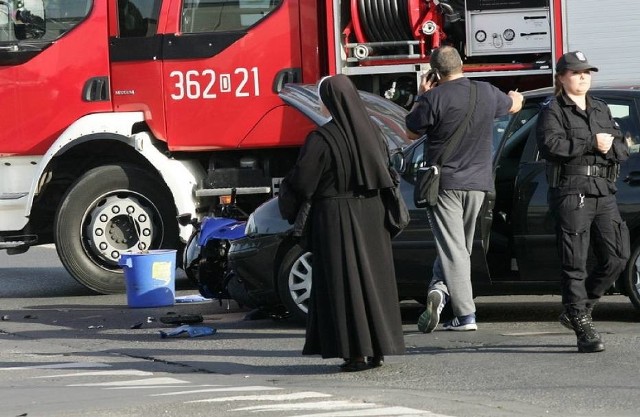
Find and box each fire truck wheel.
[277,244,312,324]
[54,164,179,294]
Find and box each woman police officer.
[536,51,629,353]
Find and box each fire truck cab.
[1,0,639,293]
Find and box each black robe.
[283,131,405,359]
[280,75,405,359]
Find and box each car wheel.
[277,244,312,324]
[54,164,179,294]
[623,240,640,312]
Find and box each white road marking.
[502,331,567,336]
[105,385,219,390]
[152,385,281,397]
[4,363,452,417]
[32,369,153,378]
[0,362,111,370]
[68,377,188,387]
[232,400,378,411]
[292,407,452,416]
[187,391,331,403]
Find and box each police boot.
[569,313,604,353]
[559,304,593,330]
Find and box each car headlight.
[244,212,257,235]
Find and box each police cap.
[556,51,599,73]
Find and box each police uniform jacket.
[536,92,628,196]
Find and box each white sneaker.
[417,289,446,333]
[443,314,477,331]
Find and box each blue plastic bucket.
[119,249,176,308]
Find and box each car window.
[605,100,640,154]
[500,97,551,163]
[494,114,540,166]
[520,115,541,163]
[503,104,541,142]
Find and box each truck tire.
[277,244,312,324]
[623,239,640,312]
[54,164,179,294]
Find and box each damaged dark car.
[227,84,640,322]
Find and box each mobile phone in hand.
[426,68,441,85]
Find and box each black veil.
[317,75,394,191]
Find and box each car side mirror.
[177,213,195,227]
[15,0,46,40]
[390,150,405,173]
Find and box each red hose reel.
[345,0,449,62]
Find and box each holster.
[546,163,561,188]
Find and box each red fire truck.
[1,0,639,293]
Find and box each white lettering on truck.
[169,67,260,100]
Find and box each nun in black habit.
[278,74,406,372]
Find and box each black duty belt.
[561,164,618,180]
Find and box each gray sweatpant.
[427,189,486,317]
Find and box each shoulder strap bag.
[413,81,478,208]
[381,158,410,238]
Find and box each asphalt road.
[1,246,640,417]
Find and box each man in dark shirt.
[536,51,629,353]
[406,45,522,333]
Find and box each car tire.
[277,244,312,324]
[623,239,640,312]
[54,164,179,294]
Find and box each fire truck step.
[0,241,27,249]
[0,235,37,250]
